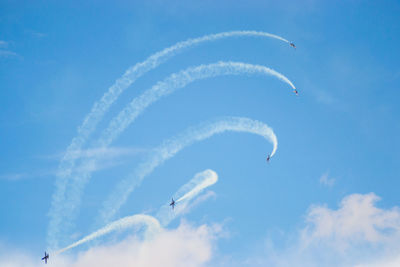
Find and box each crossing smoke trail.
[99,116,277,224]
[48,31,290,247]
[55,214,161,255]
[49,61,295,248]
[56,169,217,254]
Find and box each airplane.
[290,42,296,49]
[41,252,49,264]
[293,89,299,96]
[170,198,176,210]
[266,154,270,163]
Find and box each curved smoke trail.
[48,31,290,247]
[99,116,277,224]
[56,169,217,254]
[49,61,295,247]
[99,61,294,146]
[55,214,161,255]
[156,169,218,226]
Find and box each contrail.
[99,116,277,224]
[48,30,291,248]
[56,169,217,254]
[156,169,218,226]
[55,214,161,255]
[49,61,295,247]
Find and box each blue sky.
[1,1,400,266]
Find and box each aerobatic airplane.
[290,42,296,49]
[170,198,176,210]
[293,89,299,96]
[41,252,49,264]
[266,154,271,163]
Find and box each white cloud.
[302,193,400,247]
[319,172,335,187]
[236,193,400,267]
[0,222,219,267]
[355,254,400,267]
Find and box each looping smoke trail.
[56,214,161,255]
[156,169,218,226]
[49,61,294,248]
[99,116,277,224]
[56,169,217,254]
[48,30,289,248]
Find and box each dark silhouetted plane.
[42,252,49,264]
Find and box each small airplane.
[41,252,49,264]
[170,198,176,210]
[290,42,296,49]
[266,154,271,163]
[293,89,299,96]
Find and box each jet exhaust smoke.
[56,169,218,254]
[48,30,290,248]
[99,61,294,147]
[99,116,277,224]
[156,169,218,226]
[49,61,294,247]
[56,214,161,254]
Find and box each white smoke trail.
[56,169,217,254]
[99,116,277,224]
[49,61,294,248]
[48,31,289,247]
[55,214,161,255]
[176,170,218,204]
[48,31,291,247]
[156,169,218,226]
[99,61,294,147]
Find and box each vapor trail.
[56,214,161,255]
[48,30,290,248]
[56,169,217,254]
[99,116,277,224]
[156,169,218,226]
[49,61,294,247]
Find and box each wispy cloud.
[25,29,46,38]
[0,40,8,48]
[1,147,145,182]
[319,172,335,187]
[0,50,18,58]
[0,173,28,181]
